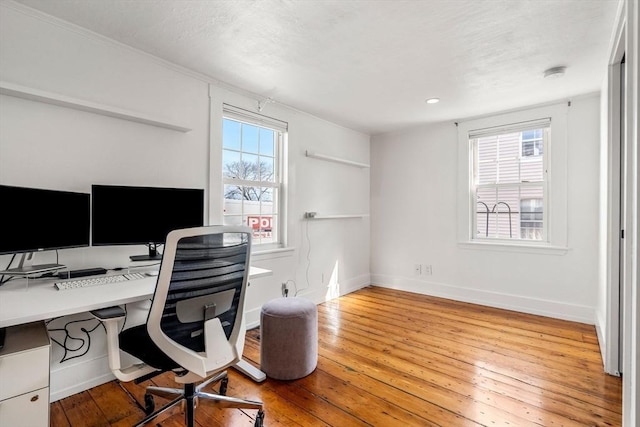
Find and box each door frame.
[602,6,625,377]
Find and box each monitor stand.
[0,252,66,276]
[129,243,162,262]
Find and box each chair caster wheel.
[143,393,155,415]
[254,410,264,427]
[219,377,228,396]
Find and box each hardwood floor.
[50,286,622,426]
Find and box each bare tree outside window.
[223,160,274,201]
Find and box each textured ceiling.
[12,0,620,135]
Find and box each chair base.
[135,371,264,427]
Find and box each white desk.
[0,266,271,328]
[0,266,272,381]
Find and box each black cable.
[0,254,17,286]
[48,317,106,363]
[0,276,16,286]
[297,219,311,296]
[46,303,131,363]
[120,304,128,333]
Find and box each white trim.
[371,274,595,324]
[222,178,279,188]
[601,15,626,377]
[243,273,371,329]
[251,246,295,260]
[620,1,639,426]
[458,240,568,255]
[50,355,115,402]
[0,80,191,132]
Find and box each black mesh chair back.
[144,225,253,378]
[158,231,250,353]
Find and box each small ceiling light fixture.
[544,66,567,79]
[425,97,440,104]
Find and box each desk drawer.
[0,387,49,427]
[0,345,49,401]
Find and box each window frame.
[457,103,569,254]
[221,104,287,249]
[470,123,550,243]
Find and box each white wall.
[0,2,370,401]
[371,95,601,324]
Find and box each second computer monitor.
[91,184,205,261]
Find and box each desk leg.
[233,359,266,382]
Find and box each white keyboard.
[54,273,146,291]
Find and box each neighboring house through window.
[457,103,568,252]
[471,119,549,241]
[222,104,287,247]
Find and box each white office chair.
[92,226,264,427]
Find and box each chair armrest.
[90,306,126,321]
[91,305,158,382]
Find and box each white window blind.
[223,104,288,132]
[468,118,551,139]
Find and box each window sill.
[458,240,568,255]
[251,246,295,260]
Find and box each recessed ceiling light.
[425,98,440,104]
[544,66,566,79]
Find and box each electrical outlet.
[281,282,289,297]
[414,264,422,275]
[423,265,432,275]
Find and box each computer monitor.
[0,185,90,270]
[91,184,205,261]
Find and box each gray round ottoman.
[260,297,318,380]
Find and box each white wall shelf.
[304,213,369,220]
[305,150,370,168]
[0,81,192,133]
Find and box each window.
[457,103,568,252]
[222,105,287,247]
[470,119,549,241]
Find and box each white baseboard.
[594,308,622,376]
[50,355,115,402]
[595,310,607,367]
[244,273,371,330]
[371,274,595,324]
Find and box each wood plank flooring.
[50,286,622,426]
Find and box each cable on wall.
[46,306,129,363]
[47,317,105,363]
[300,218,312,296]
